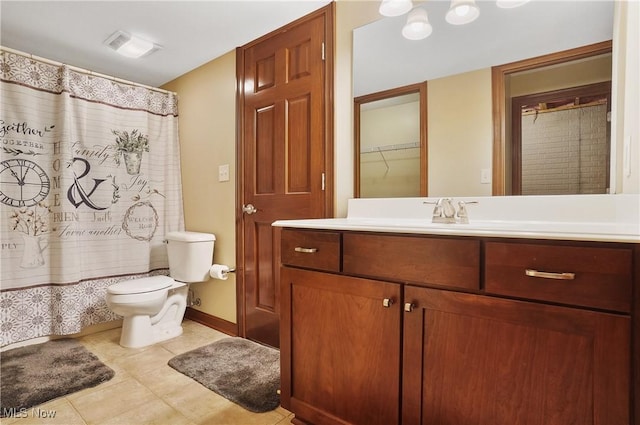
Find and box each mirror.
[353,0,614,197]
[355,82,427,197]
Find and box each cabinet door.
[281,267,402,425]
[402,286,629,425]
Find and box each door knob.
[242,204,257,215]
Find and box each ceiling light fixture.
[445,0,480,25]
[385,0,529,40]
[104,31,161,59]
[402,8,433,40]
[379,0,413,17]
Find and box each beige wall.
[162,51,238,324]
[509,54,612,97]
[428,68,493,197]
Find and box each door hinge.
[321,42,325,61]
[321,172,325,191]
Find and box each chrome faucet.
[424,198,478,224]
[424,198,456,224]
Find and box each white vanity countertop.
[273,195,640,243]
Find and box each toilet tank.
[166,231,215,283]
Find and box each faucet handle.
[423,200,443,219]
[456,200,478,224]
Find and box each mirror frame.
[354,81,428,197]
[491,40,613,196]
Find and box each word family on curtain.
[0,48,184,347]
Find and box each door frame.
[491,40,612,195]
[354,82,428,198]
[234,4,335,338]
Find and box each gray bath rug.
[0,338,115,417]
[168,337,280,413]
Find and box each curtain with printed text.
[0,49,184,346]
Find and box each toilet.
[106,231,215,348]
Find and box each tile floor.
[2,320,293,425]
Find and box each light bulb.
[445,0,479,25]
[455,5,470,16]
[402,8,432,40]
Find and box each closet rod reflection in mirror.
[354,82,427,198]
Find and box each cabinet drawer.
[485,242,632,312]
[281,229,341,272]
[343,233,480,290]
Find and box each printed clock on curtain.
[0,158,51,207]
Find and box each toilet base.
[119,316,185,348]
[118,284,188,348]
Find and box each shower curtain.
[0,48,184,347]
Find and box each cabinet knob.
[382,298,394,308]
[404,302,415,312]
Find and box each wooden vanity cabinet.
[402,286,630,425]
[279,228,635,425]
[280,267,402,425]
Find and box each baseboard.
[185,307,238,336]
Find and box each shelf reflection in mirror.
[355,82,427,198]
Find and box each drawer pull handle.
[382,298,394,308]
[525,269,576,280]
[294,247,318,254]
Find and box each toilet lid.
[107,276,174,295]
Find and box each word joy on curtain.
[0,48,185,347]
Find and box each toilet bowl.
[105,231,215,348]
[106,276,188,348]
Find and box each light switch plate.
[480,168,491,184]
[218,164,230,182]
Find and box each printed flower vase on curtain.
[112,129,149,175]
[0,48,185,347]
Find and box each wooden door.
[280,267,402,425]
[237,6,333,348]
[402,286,630,425]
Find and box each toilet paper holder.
[209,264,236,280]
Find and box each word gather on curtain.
[0,48,184,347]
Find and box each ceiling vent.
[104,30,161,58]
